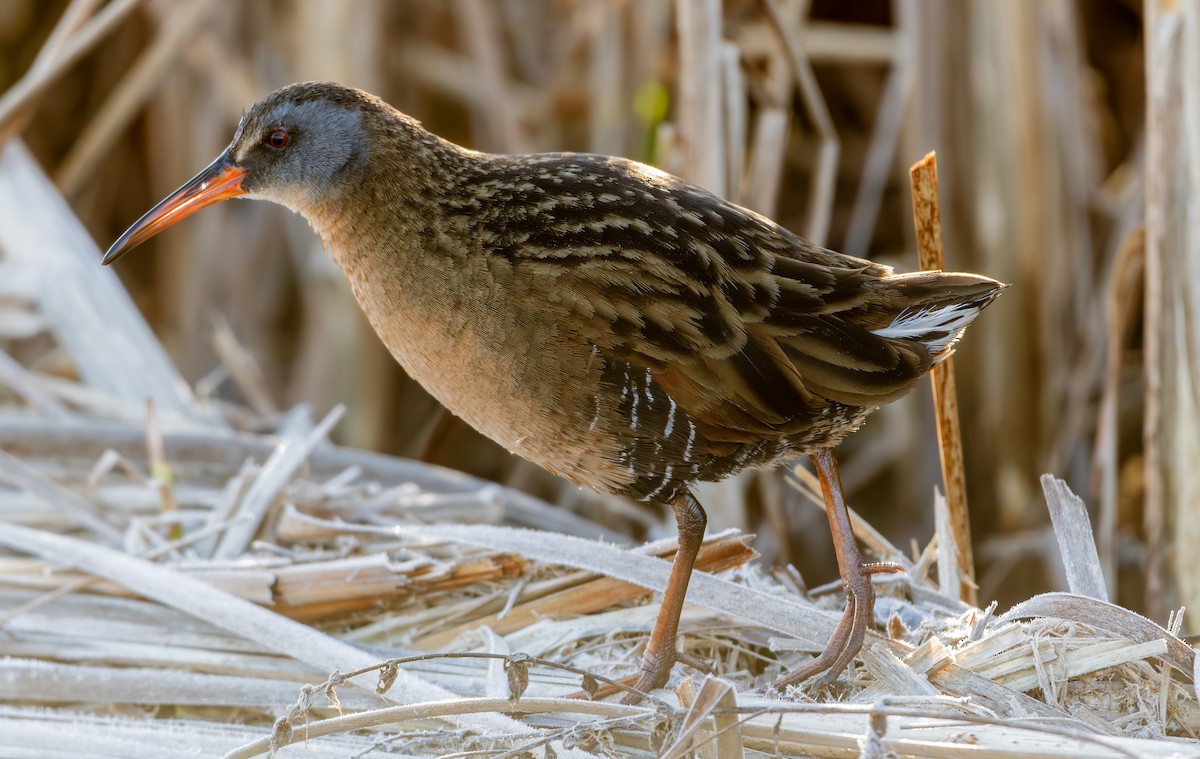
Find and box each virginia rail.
[104,82,1003,697]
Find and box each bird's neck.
[304,121,477,271]
[298,129,526,429]
[298,118,498,347]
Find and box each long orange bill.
[102,152,247,265]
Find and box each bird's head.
[103,81,381,265]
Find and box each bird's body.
[257,85,997,503]
[105,82,1003,696]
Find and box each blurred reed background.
[0,1,1175,620]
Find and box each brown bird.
[104,82,1002,698]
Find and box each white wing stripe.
[872,302,982,359]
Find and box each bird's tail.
[871,272,1005,363]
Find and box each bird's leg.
[773,449,903,690]
[619,491,707,704]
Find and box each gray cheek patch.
[282,100,364,186]
[230,100,365,175]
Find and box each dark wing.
[454,153,996,446]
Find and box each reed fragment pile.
[0,135,1194,759]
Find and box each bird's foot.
[563,647,676,703]
[565,649,710,703]
[620,650,712,704]
[770,560,904,691]
[568,648,696,753]
[618,645,679,705]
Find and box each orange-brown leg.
[619,490,707,704]
[774,449,903,689]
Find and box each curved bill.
[102,152,247,265]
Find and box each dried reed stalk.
[758,0,837,244]
[1,2,1196,754]
[909,151,976,605]
[55,0,220,196]
[0,0,141,141]
[1145,0,1200,623]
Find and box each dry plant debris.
[0,2,1194,756]
[0,147,1192,759]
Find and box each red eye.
[265,129,289,149]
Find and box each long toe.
[770,596,857,690]
[773,559,891,690]
[619,649,677,705]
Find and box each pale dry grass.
[0,1,1195,756]
[0,140,1192,753]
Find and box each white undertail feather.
[872,302,984,363]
